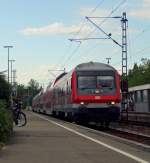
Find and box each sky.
[0,0,150,88]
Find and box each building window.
[143,90,148,102]
[137,91,141,103]
[140,90,144,102]
[134,91,137,103]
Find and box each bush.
[0,100,13,143]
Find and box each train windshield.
[77,72,116,95]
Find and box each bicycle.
[13,102,27,127]
[14,110,27,127]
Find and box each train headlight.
[111,101,115,105]
[80,102,84,105]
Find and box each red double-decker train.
[32,62,121,126]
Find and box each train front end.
[71,62,121,124]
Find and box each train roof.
[32,89,44,100]
[52,62,118,87]
[53,72,67,86]
[129,84,150,92]
[75,62,116,71]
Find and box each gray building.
[129,84,150,112]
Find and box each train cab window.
[97,76,114,89]
[78,76,96,89]
[77,75,115,95]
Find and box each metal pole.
[3,46,13,83]
[8,48,9,83]
[9,60,15,86]
[121,12,128,121]
[106,57,111,64]
[9,59,15,108]
[121,12,128,81]
[3,46,13,108]
[12,70,16,85]
[11,60,12,85]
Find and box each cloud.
[20,7,110,36]
[128,0,150,19]
[17,64,62,87]
[143,0,150,7]
[20,22,93,36]
[129,9,150,19]
[80,7,110,17]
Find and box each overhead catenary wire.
[57,43,73,68]
[71,3,126,67]
[65,0,149,75]
[59,1,107,68]
[132,46,150,57]
[132,24,150,42]
[58,0,106,71]
[102,49,121,62]
[62,0,127,69]
[85,0,127,39]
[89,0,106,15]
[127,25,150,63]
[85,17,122,47]
[80,0,127,65]
[112,45,150,68]
[74,0,106,39]
[67,39,106,65]
[61,43,81,69]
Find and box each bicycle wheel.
[17,112,27,127]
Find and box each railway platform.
[0,111,150,163]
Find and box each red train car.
[32,62,121,125]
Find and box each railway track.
[86,122,150,147]
[111,121,150,136]
[107,126,150,147]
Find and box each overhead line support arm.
[85,16,122,48]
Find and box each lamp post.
[4,46,13,108]
[3,46,13,83]
[9,59,15,86]
[12,69,17,97]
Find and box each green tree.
[27,79,41,106]
[0,75,10,107]
[17,84,27,98]
[15,79,41,107]
[128,58,150,87]
[0,76,13,143]
[28,79,40,95]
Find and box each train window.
[97,76,114,89]
[77,75,115,95]
[68,79,71,94]
[78,76,96,89]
